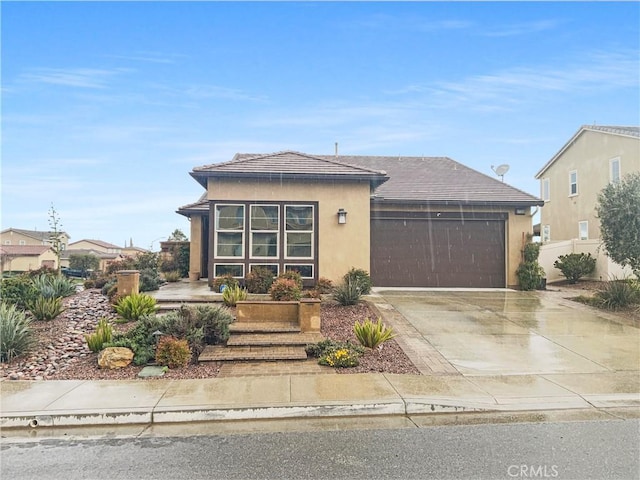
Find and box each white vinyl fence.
[539,239,634,284]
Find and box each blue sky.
[2,1,639,250]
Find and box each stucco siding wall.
[539,131,640,242]
[207,178,371,283]
[189,215,203,277]
[2,251,58,272]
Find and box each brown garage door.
[371,212,506,288]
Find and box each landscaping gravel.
[0,289,420,381]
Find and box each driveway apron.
[374,290,639,377]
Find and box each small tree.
[167,229,188,242]
[69,253,100,277]
[554,253,596,284]
[596,172,640,277]
[48,203,64,275]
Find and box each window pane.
[286,206,313,231]
[285,264,313,278]
[214,264,244,277]
[287,232,312,257]
[611,160,620,183]
[250,264,279,276]
[252,232,278,257]
[251,205,279,230]
[216,205,244,230]
[217,232,243,256]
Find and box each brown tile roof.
[61,249,121,260]
[329,155,542,206]
[69,239,122,249]
[190,151,389,188]
[1,228,69,241]
[0,245,51,256]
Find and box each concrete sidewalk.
[2,372,639,430]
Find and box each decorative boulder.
[98,347,134,369]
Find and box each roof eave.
[371,198,544,208]
[190,170,388,185]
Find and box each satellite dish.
[491,164,510,182]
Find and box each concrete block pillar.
[117,270,140,296]
[298,299,321,332]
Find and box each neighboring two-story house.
[0,228,70,273]
[535,125,640,281]
[63,239,125,272]
[0,228,70,251]
[178,151,543,289]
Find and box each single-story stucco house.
[177,151,543,289]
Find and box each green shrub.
[331,279,362,306]
[304,289,322,299]
[101,279,116,295]
[353,317,396,349]
[139,269,162,292]
[269,278,302,301]
[315,277,333,294]
[222,284,248,306]
[244,266,275,294]
[29,296,65,321]
[32,274,76,298]
[523,242,541,263]
[516,262,545,291]
[114,293,158,321]
[107,315,167,365]
[163,271,182,282]
[554,253,597,284]
[0,302,35,362]
[155,336,191,368]
[305,339,364,358]
[212,274,239,293]
[0,275,38,310]
[85,318,113,353]
[318,348,360,368]
[278,270,303,289]
[95,275,113,290]
[83,279,96,289]
[343,268,372,295]
[595,279,640,310]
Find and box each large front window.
[211,202,317,282]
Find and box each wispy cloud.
[183,85,268,102]
[106,51,186,64]
[349,14,473,32]
[19,67,129,89]
[484,19,562,37]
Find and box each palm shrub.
[595,278,640,310]
[353,317,396,349]
[114,293,158,322]
[29,296,65,321]
[269,278,302,301]
[0,302,35,362]
[554,253,597,284]
[244,266,274,294]
[343,268,372,295]
[222,284,248,307]
[331,279,362,306]
[85,318,113,353]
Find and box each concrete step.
[227,332,323,347]
[198,345,308,362]
[229,321,300,333]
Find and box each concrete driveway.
[372,290,639,377]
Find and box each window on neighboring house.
[541,178,550,202]
[610,157,621,184]
[578,221,588,240]
[542,225,551,243]
[3,240,11,245]
[215,204,245,258]
[19,240,26,245]
[569,170,578,196]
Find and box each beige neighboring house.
[0,228,70,251]
[178,151,543,289]
[535,125,640,282]
[0,245,58,273]
[65,239,124,272]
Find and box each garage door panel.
[371,218,505,288]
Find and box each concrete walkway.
[1,282,638,432]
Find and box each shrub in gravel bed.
[0,302,35,362]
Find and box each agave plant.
[29,296,65,321]
[222,284,248,307]
[353,317,396,349]
[0,302,35,362]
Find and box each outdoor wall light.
[337,208,348,224]
[514,207,527,215]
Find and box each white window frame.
[214,204,245,259]
[578,221,588,240]
[213,263,245,278]
[610,157,621,184]
[541,178,550,202]
[284,204,314,260]
[18,240,26,245]
[542,225,551,243]
[249,204,279,259]
[569,170,578,196]
[249,263,279,276]
[3,240,11,245]
[284,264,314,279]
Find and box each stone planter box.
[235,299,321,333]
